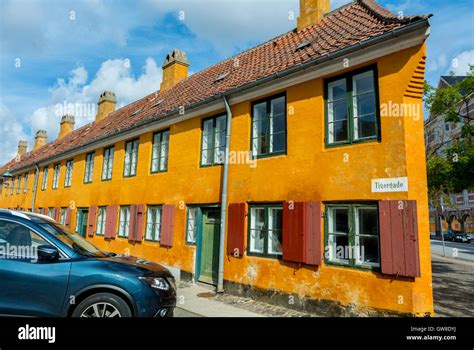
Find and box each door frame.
[192,204,221,284]
[75,208,89,237]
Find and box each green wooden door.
[76,209,89,237]
[198,209,220,285]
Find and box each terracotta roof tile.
[0,0,431,174]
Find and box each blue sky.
[0,0,473,164]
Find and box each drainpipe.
[217,95,233,293]
[31,164,40,213]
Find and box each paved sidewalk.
[431,253,474,317]
[175,283,264,317]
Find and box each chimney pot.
[160,49,189,92]
[58,114,75,139]
[297,0,330,31]
[96,91,117,121]
[34,130,47,151]
[17,140,28,158]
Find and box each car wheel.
[72,293,132,318]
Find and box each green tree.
[425,65,474,139]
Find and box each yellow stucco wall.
[0,43,433,315]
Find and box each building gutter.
[31,164,39,212]
[217,96,233,293]
[8,18,431,175]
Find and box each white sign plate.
[371,177,408,193]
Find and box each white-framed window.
[17,175,22,194]
[52,164,60,189]
[248,205,283,257]
[48,208,54,219]
[59,208,67,225]
[123,139,139,177]
[118,206,131,238]
[96,207,106,235]
[41,167,49,191]
[326,68,378,145]
[251,95,286,158]
[354,206,380,267]
[145,206,162,242]
[23,173,29,193]
[64,160,73,187]
[84,152,95,184]
[201,115,227,166]
[102,146,114,181]
[151,130,170,173]
[186,207,198,244]
[326,204,380,269]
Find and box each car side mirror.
[37,245,60,261]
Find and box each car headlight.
[139,277,170,291]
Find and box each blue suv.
[0,209,176,317]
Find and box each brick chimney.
[160,49,189,92]
[34,130,47,151]
[17,140,27,157]
[96,91,117,121]
[297,0,330,31]
[58,115,75,139]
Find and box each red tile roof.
[1,0,430,174]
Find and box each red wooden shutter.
[227,203,246,257]
[283,202,305,263]
[88,206,97,237]
[304,202,322,266]
[379,200,420,278]
[105,205,118,239]
[54,207,60,221]
[129,205,137,240]
[65,208,72,227]
[161,205,175,247]
[283,202,322,266]
[128,205,144,241]
[42,208,48,215]
[135,205,145,242]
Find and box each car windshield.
[38,222,111,258]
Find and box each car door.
[0,219,72,316]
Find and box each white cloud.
[449,50,474,75]
[0,104,28,165]
[26,57,163,145]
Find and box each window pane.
[353,71,374,95]
[333,208,349,233]
[357,208,377,236]
[328,79,346,101]
[270,96,285,118]
[187,208,198,243]
[249,208,265,253]
[356,114,376,139]
[252,102,267,156]
[270,132,285,153]
[328,233,350,262]
[357,236,379,265]
[268,208,283,255]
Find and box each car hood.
[99,254,173,278]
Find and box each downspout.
[217,95,233,293]
[31,164,40,213]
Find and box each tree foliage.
[424,65,474,138]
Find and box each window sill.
[252,151,286,161]
[325,260,380,272]
[247,252,282,260]
[325,137,380,149]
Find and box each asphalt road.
[430,239,474,261]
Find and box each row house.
[0,0,434,316]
